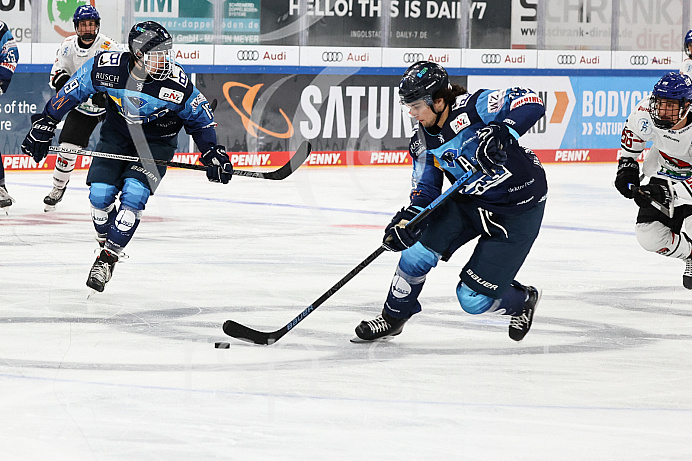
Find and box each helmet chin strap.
[430,100,448,126]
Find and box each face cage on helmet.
[142,49,175,81]
[75,19,100,42]
[649,95,691,129]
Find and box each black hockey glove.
[475,122,513,176]
[633,183,672,209]
[21,113,58,162]
[51,70,70,92]
[614,157,640,199]
[91,91,108,108]
[201,145,233,184]
[383,206,422,252]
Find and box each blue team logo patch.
[639,118,650,134]
[128,96,148,109]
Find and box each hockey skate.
[0,185,14,212]
[86,249,118,292]
[684,259,692,290]
[509,285,541,341]
[43,182,68,212]
[351,309,410,342]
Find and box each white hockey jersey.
[620,97,692,205]
[681,58,692,76]
[50,34,116,115]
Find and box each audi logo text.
[237,50,259,61]
[630,55,649,65]
[481,53,501,64]
[403,52,425,63]
[322,52,344,62]
[557,54,577,65]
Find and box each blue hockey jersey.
[43,51,217,151]
[0,21,18,94]
[408,87,547,214]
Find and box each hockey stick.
[222,166,485,345]
[47,140,311,180]
[630,183,674,218]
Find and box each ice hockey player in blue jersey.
[0,21,19,211]
[21,21,233,292]
[352,61,547,343]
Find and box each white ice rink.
[1,163,691,460]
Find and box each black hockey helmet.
[649,72,692,129]
[128,21,174,80]
[399,61,450,106]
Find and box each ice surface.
[1,164,691,460]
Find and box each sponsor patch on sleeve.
[487,90,505,113]
[509,94,543,110]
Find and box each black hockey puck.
[215,341,230,349]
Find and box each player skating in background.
[21,21,233,292]
[352,61,547,343]
[615,72,692,289]
[43,5,116,212]
[681,30,692,76]
[0,21,18,212]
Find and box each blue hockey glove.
[633,183,672,209]
[475,122,513,176]
[614,157,640,199]
[383,206,422,252]
[201,145,233,184]
[21,113,58,162]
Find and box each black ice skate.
[0,185,14,211]
[44,182,68,212]
[351,309,410,342]
[684,259,692,290]
[509,285,541,342]
[87,249,118,292]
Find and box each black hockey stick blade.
[231,141,311,180]
[48,141,311,180]
[223,246,387,345]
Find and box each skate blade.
[44,204,57,212]
[350,335,398,344]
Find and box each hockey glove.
[614,157,640,199]
[51,70,70,92]
[476,122,513,176]
[383,206,422,252]
[633,183,672,209]
[21,113,58,162]
[91,91,108,108]
[201,145,233,184]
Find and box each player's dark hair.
[434,84,467,105]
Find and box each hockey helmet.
[128,21,175,81]
[649,72,692,129]
[73,5,100,42]
[685,30,692,59]
[399,61,450,107]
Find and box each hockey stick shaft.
[223,166,483,345]
[629,184,673,218]
[47,140,311,180]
